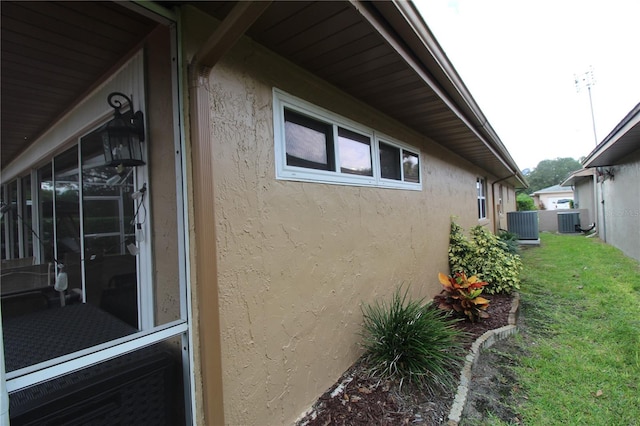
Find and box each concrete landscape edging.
[447,293,521,425]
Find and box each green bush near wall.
[516,193,536,211]
[448,222,522,294]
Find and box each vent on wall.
[507,211,539,240]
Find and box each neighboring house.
[532,184,574,210]
[561,168,597,225]
[531,183,589,233]
[0,2,526,425]
[577,103,640,262]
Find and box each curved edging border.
[446,292,521,425]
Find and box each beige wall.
[184,28,512,424]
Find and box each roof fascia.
[561,168,595,186]
[583,103,640,167]
[362,1,527,188]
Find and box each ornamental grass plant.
[360,286,466,395]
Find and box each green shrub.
[449,221,474,266]
[360,286,466,393]
[448,222,522,294]
[516,193,536,211]
[434,272,490,322]
[498,229,520,255]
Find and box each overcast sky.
[415,0,640,171]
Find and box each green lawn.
[516,233,640,425]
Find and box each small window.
[379,142,401,180]
[274,89,421,190]
[338,128,372,176]
[379,142,420,184]
[403,151,420,183]
[284,109,334,171]
[477,177,487,220]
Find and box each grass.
[516,233,640,425]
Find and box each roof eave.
[370,1,527,187]
[582,102,640,168]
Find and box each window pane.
[379,142,401,180]
[39,164,55,264]
[21,175,34,258]
[54,148,82,298]
[81,132,138,328]
[83,199,122,234]
[476,178,485,197]
[1,186,5,260]
[284,109,334,171]
[84,235,126,256]
[477,178,486,219]
[8,180,19,259]
[8,341,185,425]
[338,128,372,176]
[402,151,420,183]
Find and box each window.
[477,177,487,220]
[338,127,373,176]
[285,109,334,171]
[274,89,421,189]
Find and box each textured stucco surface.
[538,209,589,232]
[575,178,596,224]
[196,32,513,425]
[598,149,640,262]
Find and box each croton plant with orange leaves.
[435,272,490,322]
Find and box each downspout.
[188,62,226,426]
[186,3,271,425]
[491,174,516,233]
[592,172,599,237]
[597,168,607,242]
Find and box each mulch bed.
[296,293,514,426]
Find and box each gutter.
[368,1,527,188]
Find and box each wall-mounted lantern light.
[99,92,146,170]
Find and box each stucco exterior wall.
[538,209,589,232]
[599,149,640,262]
[200,33,506,425]
[574,177,595,224]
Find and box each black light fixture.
[100,92,146,170]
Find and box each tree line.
[517,157,583,211]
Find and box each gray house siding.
[597,148,640,262]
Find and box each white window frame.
[477,177,487,220]
[273,89,422,190]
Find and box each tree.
[524,157,582,194]
[516,193,536,211]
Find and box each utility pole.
[574,66,598,145]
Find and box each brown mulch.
[296,293,514,426]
